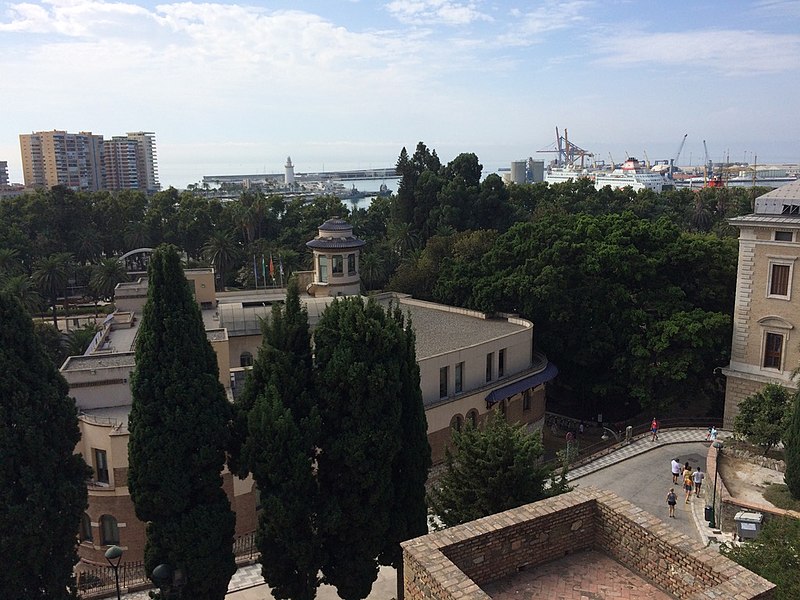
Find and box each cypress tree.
[315,297,403,600]
[235,278,322,600]
[786,391,800,499]
[0,293,90,600]
[380,307,431,600]
[127,245,235,600]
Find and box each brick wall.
[403,488,775,600]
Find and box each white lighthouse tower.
[284,156,295,186]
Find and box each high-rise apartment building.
[125,131,160,193]
[104,136,143,191]
[19,130,105,191]
[0,161,8,186]
[19,130,160,193]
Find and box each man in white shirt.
[693,467,705,496]
[671,458,681,484]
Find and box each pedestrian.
[651,417,659,441]
[710,426,718,441]
[706,426,712,441]
[683,468,694,503]
[579,421,584,435]
[671,457,681,484]
[666,488,677,518]
[693,466,705,497]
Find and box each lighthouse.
[284,156,295,186]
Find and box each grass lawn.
[763,484,800,512]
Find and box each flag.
[253,255,258,287]
[261,255,267,286]
[269,254,275,282]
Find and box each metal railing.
[77,531,258,598]
[544,414,724,470]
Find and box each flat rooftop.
[483,550,673,600]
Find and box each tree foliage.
[128,245,235,600]
[783,391,800,499]
[0,293,90,600]
[721,516,800,599]
[231,278,322,600]
[428,412,565,528]
[314,297,427,600]
[734,383,793,455]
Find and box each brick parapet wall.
[403,487,775,600]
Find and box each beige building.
[20,130,105,191]
[62,222,556,565]
[723,180,800,428]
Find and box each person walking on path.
[671,458,681,484]
[666,488,677,518]
[693,467,705,497]
[683,468,694,503]
[651,417,659,441]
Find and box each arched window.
[240,352,253,367]
[450,414,463,433]
[100,515,119,546]
[80,513,93,542]
[467,409,478,428]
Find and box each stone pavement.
[482,550,673,600]
[120,428,717,599]
[566,428,712,481]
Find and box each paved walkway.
[120,428,719,599]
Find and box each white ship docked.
[544,167,595,186]
[594,157,667,193]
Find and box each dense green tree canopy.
[0,293,90,600]
[786,392,800,500]
[128,245,235,600]
[721,516,800,599]
[428,411,565,528]
[734,384,794,455]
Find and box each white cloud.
[495,1,591,46]
[593,29,800,75]
[385,0,491,26]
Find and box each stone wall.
[403,487,775,600]
[724,375,767,430]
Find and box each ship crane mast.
[669,133,687,180]
[537,127,594,169]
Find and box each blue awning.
[485,362,559,404]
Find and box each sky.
[2,0,800,188]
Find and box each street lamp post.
[152,563,187,599]
[104,545,123,600]
[708,440,724,528]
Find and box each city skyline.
[2,0,799,187]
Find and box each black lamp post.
[708,440,724,528]
[152,563,187,599]
[104,545,123,600]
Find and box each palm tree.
[63,324,100,357]
[203,231,240,291]
[359,252,385,292]
[0,248,22,277]
[2,274,42,315]
[74,231,103,265]
[90,257,128,302]
[124,221,150,250]
[31,253,72,327]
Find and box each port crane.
[669,134,687,180]
[537,127,594,169]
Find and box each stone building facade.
[723,180,800,428]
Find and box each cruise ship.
[593,157,667,193]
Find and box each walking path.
[120,428,719,599]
